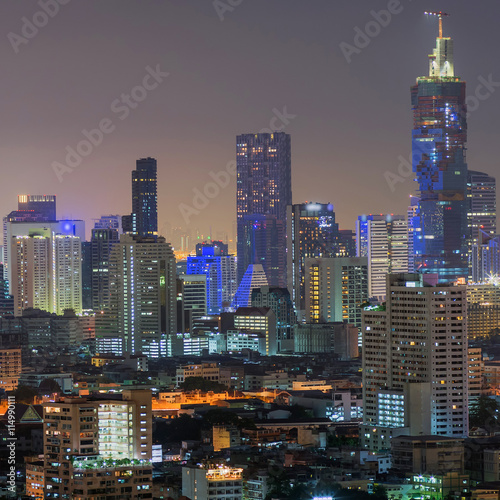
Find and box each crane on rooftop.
[424,11,449,38]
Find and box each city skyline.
[2,2,500,244]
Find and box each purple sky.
[2,1,499,249]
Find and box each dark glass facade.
[132,157,158,237]
[411,35,468,283]
[236,133,291,286]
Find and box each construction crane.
[424,11,449,38]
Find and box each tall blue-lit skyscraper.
[187,242,237,314]
[411,15,468,283]
[236,133,291,287]
[131,157,158,238]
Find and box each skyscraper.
[287,202,341,318]
[251,286,296,351]
[411,15,468,283]
[304,257,368,329]
[467,170,497,278]
[42,390,152,500]
[232,264,269,309]
[361,273,468,452]
[11,231,82,316]
[17,194,56,220]
[356,214,408,299]
[131,157,158,237]
[238,214,286,288]
[90,228,120,311]
[98,235,176,357]
[236,132,291,286]
[187,243,237,314]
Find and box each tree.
[180,376,228,392]
[469,395,500,431]
[11,385,38,404]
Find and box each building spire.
[425,12,454,78]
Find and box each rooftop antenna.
[424,11,449,38]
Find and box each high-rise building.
[236,132,291,286]
[17,194,56,220]
[81,241,92,310]
[41,390,152,500]
[4,219,85,288]
[356,214,408,299]
[471,231,500,283]
[304,257,368,329]
[407,196,419,272]
[232,264,268,309]
[90,228,120,311]
[468,171,497,279]
[11,231,82,316]
[467,170,496,241]
[287,202,341,317]
[251,286,296,352]
[238,214,286,288]
[361,273,468,452]
[178,274,208,322]
[187,245,237,315]
[234,306,277,356]
[131,157,158,237]
[98,235,176,357]
[411,17,468,283]
[0,263,14,317]
[467,283,500,340]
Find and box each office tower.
[467,170,496,241]
[411,18,468,283]
[407,196,419,272]
[53,235,82,315]
[234,306,277,356]
[238,214,286,288]
[232,264,268,309]
[196,239,228,256]
[11,231,82,316]
[467,283,500,340]
[187,244,237,314]
[468,171,497,278]
[178,274,208,322]
[236,132,291,286]
[131,157,158,237]
[361,273,468,452]
[356,214,408,299]
[93,214,123,232]
[304,257,368,329]
[17,194,56,220]
[91,228,119,311]
[0,264,13,317]
[471,231,500,282]
[251,286,296,351]
[41,390,152,500]
[99,235,176,357]
[287,203,341,317]
[182,464,243,500]
[81,241,92,310]
[4,219,85,288]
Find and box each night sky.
[2,1,499,247]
